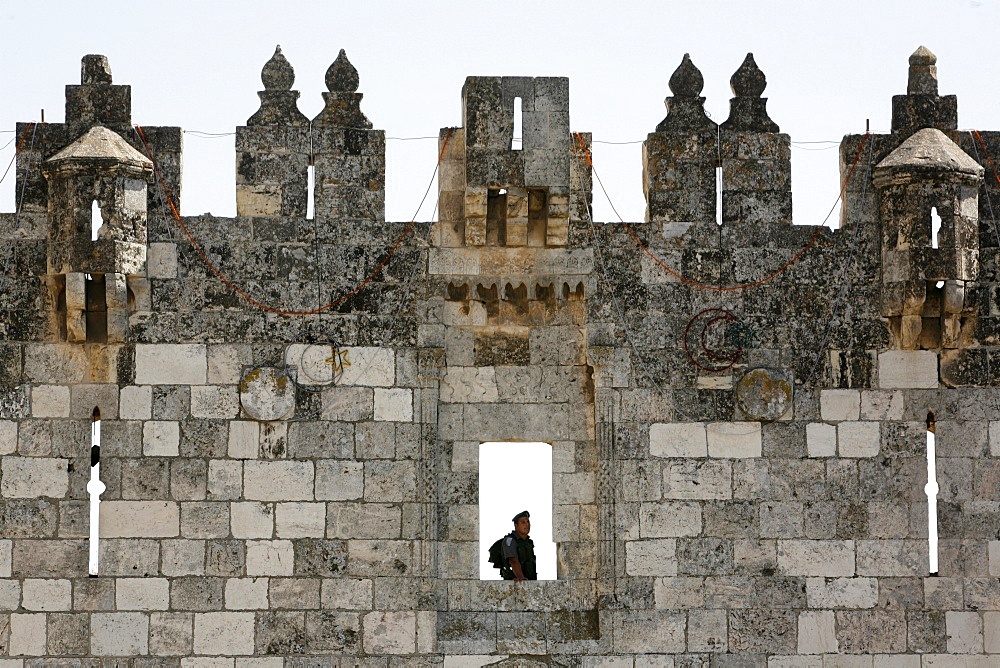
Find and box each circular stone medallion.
[240,367,295,421]
[736,368,793,421]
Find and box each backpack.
[488,536,514,579]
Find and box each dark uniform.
[500,530,537,580]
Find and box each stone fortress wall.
[1,45,1000,665]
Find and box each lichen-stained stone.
[306,610,361,653]
[24,344,88,384]
[239,367,295,422]
[639,501,702,538]
[855,540,928,577]
[805,577,878,609]
[321,578,372,610]
[652,579,704,614]
[728,609,797,654]
[149,611,194,656]
[612,610,686,653]
[835,610,906,654]
[436,611,497,655]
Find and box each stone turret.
[41,125,153,342]
[874,127,983,349]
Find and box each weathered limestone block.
[776,540,855,577]
[838,421,881,458]
[612,610,686,653]
[193,611,255,656]
[116,578,170,611]
[639,501,702,537]
[820,390,861,422]
[91,611,149,655]
[8,613,46,656]
[0,456,68,498]
[878,351,938,388]
[945,611,984,654]
[374,387,413,422]
[276,502,325,538]
[231,502,274,539]
[246,540,294,576]
[20,578,70,611]
[856,540,928,576]
[625,538,677,576]
[100,501,179,537]
[806,422,837,457]
[135,344,208,385]
[663,460,732,500]
[707,422,762,458]
[650,422,707,458]
[327,502,401,539]
[191,385,240,419]
[797,610,837,654]
[805,577,878,609]
[321,578,373,610]
[244,461,314,501]
[143,420,180,456]
[315,460,364,501]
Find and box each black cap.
[512,510,530,523]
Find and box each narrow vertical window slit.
[925,411,940,576]
[87,406,106,577]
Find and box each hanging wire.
[134,125,451,316]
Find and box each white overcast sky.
[2,0,999,226]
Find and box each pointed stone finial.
[81,55,113,85]
[326,49,360,93]
[313,49,372,128]
[722,53,779,132]
[730,53,767,98]
[657,54,716,133]
[669,54,705,97]
[247,46,308,126]
[907,45,938,95]
[261,45,295,92]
